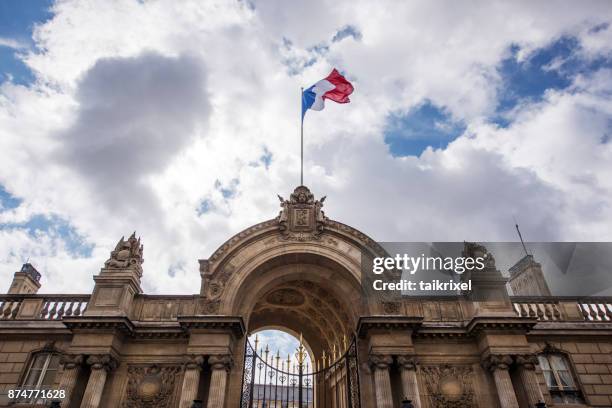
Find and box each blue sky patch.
[0,214,94,257]
[384,101,466,157]
[0,184,22,210]
[494,35,612,126]
[0,0,53,85]
[197,199,214,215]
[216,178,239,199]
[332,25,361,43]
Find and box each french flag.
[301,69,354,120]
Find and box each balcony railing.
[0,294,90,321]
[512,296,612,322]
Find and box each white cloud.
[1,0,611,294]
[0,37,27,50]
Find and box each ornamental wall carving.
[421,364,477,408]
[121,364,182,408]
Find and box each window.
[538,354,585,404]
[18,352,61,403]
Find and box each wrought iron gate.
[239,335,361,407]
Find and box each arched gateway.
[199,185,384,407]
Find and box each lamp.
[401,399,414,408]
[191,400,203,408]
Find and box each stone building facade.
[0,185,611,408]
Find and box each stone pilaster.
[179,355,204,408]
[515,354,544,407]
[207,354,233,408]
[80,355,117,408]
[483,355,519,408]
[58,354,84,405]
[397,356,421,408]
[369,354,394,408]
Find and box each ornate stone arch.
[198,186,387,344]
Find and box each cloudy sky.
[1,0,612,295]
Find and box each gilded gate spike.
[295,333,306,366]
[342,334,347,352]
[254,334,259,351]
[286,353,291,371]
[275,350,280,368]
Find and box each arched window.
[538,353,585,404]
[18,352,61,402]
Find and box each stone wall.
[0,338,69,406]
[532,340,612,407]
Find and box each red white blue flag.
[301,69,354,120]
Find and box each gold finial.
[295,333,306,366]
[333,343,337,360]
[254,334,259,351]
[342,335,347,352]
[264,344,270,361]
[322,350,327,367]
[286,353,291,371]
[275,350,280,368]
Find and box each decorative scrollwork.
[422,364,476,408]
[122,364,181,408]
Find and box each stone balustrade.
[512,296,612,321]
[3,294,612,324]
[0,294,89,320]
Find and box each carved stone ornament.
[199,299,221,314]
[277,186,327,240]
[86,354,118,372]
[382,301,401,314]
[122,364,181,408]
[59,354,84,370]
[481,354,513,371]
[397,355,418,371]
[369,354,393,370]
[462,241,495,269]
[208,354,233,371]
[183,355,205,370]
[422,364,476,408]
[515,354,539,371]
[266,288,305,306]
[104,232,144,273]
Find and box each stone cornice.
[466,316,537,335]
[357,316,423,338]
[177,315,245,338]
[62,315,134,334]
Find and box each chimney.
[508,255,552,296]
[8,263,42,294]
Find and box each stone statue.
[104,232,144,271]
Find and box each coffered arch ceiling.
[249,279,355,359]
[230,252,364,359]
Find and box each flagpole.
[300,86,304,186]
